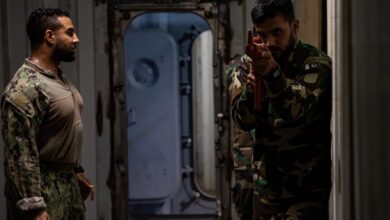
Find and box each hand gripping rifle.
[245,30,263,110]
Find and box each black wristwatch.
[74,164,85,173]
[264,65,282,81]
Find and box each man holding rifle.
[230,0,332,219]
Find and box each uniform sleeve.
[229,56,266,131]
[1,81,48,212]
[227,56,254,168]
[264,58,332,122]
[226,55,249,104]
[231,57,332,128]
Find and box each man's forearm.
[2,103,46,211]
[231,85,258,131]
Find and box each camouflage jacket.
[231,40,332,201]
[1,59,83,212]
[226,55,253,172]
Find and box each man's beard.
[52,41,76,62]
[270,34,296,64]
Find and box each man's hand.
[25,210,50,220]
[32,211,50,220]
[76,173,96,201]
[252,44,277,76]
[246,43,278,87]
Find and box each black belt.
[40,161,75,172]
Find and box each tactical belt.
[40,161,75,172]
[234,169,253,181]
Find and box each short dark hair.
[26,8,70,50]
[251,0,295,25]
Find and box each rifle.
[245,30,263,110]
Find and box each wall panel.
[229,0,256,58]
[77,0,97,219]
[94,2,113,219]
[43,0,59,8]
[328,0,353,219]
[59,0,80,87]
[6,0,27,74]
[295,0,322,48]
[351,0,390,219]
[0,1,6,219]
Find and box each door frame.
[107,1,233,219]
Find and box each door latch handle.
[128,108,136,126]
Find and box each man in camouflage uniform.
[226,55,254,220]
[231,0,332,219]
[1,8,95,220]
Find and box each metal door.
[125,29,181,201]
[108,2,232,219]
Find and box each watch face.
[128,58,159,88]
[272,68,281,78]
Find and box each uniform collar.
[24,58,61,79]
[287,39,303,63]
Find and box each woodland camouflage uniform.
[1,60,85,219]
[231,40,332,220]
[227,55,254,220]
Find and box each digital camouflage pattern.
[6,169,85,220]
[1,60,85,218]
[1,63,50,211]
[231,41,332,219]
[226,55,254,219]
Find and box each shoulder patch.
[304,63,320,71]
[303,73,319,84]
[2,67,49,118]
[4,93,35,118]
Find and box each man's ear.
[44,29,56,46]
[291,18,299,35]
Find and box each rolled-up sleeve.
[1,83,48,212]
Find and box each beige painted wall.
[296,0,323,48]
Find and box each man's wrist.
[264,64,282,81]
[24,208,46,218]
[243,83,255,98]
[74,163,85,173]
[16,196,47,212]
[263,65,288,96]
